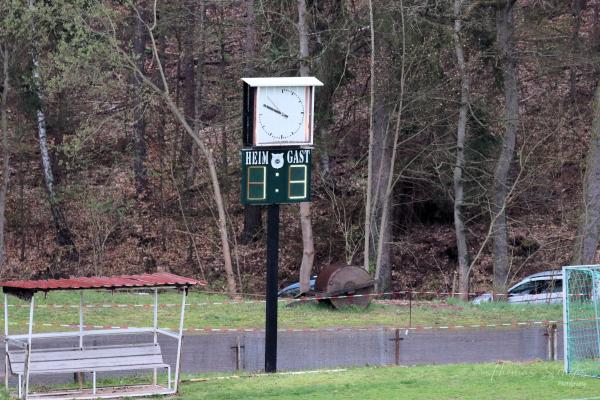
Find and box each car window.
[510,278,562,296]
[533,280,550,294]
[510,281,537,295]
[549,279,562,293]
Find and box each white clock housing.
[242,77,324,147]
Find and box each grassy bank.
[179,362,600,400]
[1,290,563,334]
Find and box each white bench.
[6,343,171,397]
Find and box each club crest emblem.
[270,153,284,169]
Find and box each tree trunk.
[297,0,315,294]
[366,2,397,292]
[157,33,168,254]
[298,0,310,76]
[572,80,600,265]
[371,93,393,292]
[30,58,75,246]
[242,206,262,244]
[132,7,148,197]
[374,0,408,293]
[193,0,205,135]
[179,1,197,169]
[218,21,229,189]
[18,140,25,262]
[491,0,518,294]
[453,0,471,300]
[570,0,586,101]
[0,46,11,268]
[364,0,376,272]
[312,1,346,179]
[241,0,263,244]
[299,202,315,293]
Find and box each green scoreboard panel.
[241,148,312,205]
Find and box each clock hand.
[262,104,289,118]
[266,96,290,118]
[266,96,283,112]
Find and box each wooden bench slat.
[8,345,161,363]
[10,362,169,375]
[9,343,162,355]
[10,355,166,374]
[7,344,167,376]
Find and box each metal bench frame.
[3,288,188,400]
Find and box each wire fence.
[0,286,576,309]
[0,287,567,377]
[0,287,568,333]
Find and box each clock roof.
[242,77,324,87]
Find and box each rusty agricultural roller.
[314,263,375,309]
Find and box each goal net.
[564,265,600,376]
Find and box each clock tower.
[241,77,323,205]
[240,77,323,374]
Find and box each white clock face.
[256,86,307,144]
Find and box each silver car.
[472,270,562,304]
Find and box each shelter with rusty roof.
[0,273,205,400]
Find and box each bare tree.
[374,0,406,292]
[452,0,471,300]
[490,0,519,294]
[297,0,315,294]
[29,0,75,248]
[572,80,600,265]
[178,0,198,173]
[570,0,586,101]
[0,45,10,267]
[120,3,238,296]
[364,0,376,272]
[367,2,397,291]
[31,57,75,246]
[132,3,148,197]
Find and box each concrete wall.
[179,326,562,372]
[0,326,563,387]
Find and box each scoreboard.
[241,148,312,205]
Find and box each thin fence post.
[77,291,84,388]
[546,322,559,361]
[408,291,412,328]
[4,294,9,390]
[563,267,569,373]
[153,288,158,386]
[394,328,400,365]
[451,271,457,298]
[547,323,552,360]
[231,336,243,371]
[552,323,558,361]
[174,288,187,393]
[24,296,34,399]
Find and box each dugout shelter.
[0,273,205,400]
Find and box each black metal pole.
[265,204,280,372]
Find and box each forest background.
[0,0,597,298]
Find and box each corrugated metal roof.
[0,273,206,294]
[241,77,324,87]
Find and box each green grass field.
[178,362,600,400]
[0,290,563,334]
[20,362,596,400]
